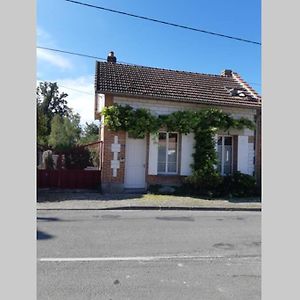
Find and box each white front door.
[124,134,146,188]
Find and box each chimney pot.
[221,69,232,77]
[107,51,117,63]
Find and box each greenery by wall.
[102,104,256,196]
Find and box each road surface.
[37,210,261,299]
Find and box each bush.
[184,169,223,197]
[220,172,258,197]
[64,148,92,170]
[183,171,259,198]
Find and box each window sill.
[157,173,179,176]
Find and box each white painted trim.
[238,136,249,174]
[124,134,146,188]
[38,255,259,262]
[180,133,194,176]
[38,255,225,262]
[148,134,158,175]
[157,132,179,175]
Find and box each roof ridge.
[97,60,226,78]
[231,72,261,100]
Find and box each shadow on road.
[37,230,54,240]
[37,217,61,222]
[37,189,143,203]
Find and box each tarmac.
[37,190,261,211]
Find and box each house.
[94,52,261,193]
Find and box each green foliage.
[36,81,79,147]
[102,105,160,138]
[37,82,71,119]
[192,128,218,173]
[102,104,253,138]
[37,106,49,145]
[77,122,100,167]
[64,148,92,170]
[220,172,258,197]
[102,104,256,196]
[159,111,194,134]
[184,169,223,197]
[48,114,81,151]
[79,122,99,144]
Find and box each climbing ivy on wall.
[101,104,255,176]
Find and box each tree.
[79,122,100,145]
[78,122,101,167]
[36,82,73,146]
[48,114,81,151]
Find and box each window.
[158,132,178,174]
[217,136,233,175]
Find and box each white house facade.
[94,52,261,192]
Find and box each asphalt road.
[37,210,261,300]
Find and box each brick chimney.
[221,69,232,77]
[107,51,117,63]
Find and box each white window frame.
[157,132,179,175]
[217,135,233,176]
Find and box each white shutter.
[214,134,218,170]
[180,133,194,176]
[148,134,158,175]
[238,136,250,174]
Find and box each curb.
[37,206,261,212]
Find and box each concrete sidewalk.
[37,191,261,211]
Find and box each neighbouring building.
[94,52,261,193]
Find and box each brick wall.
[147,175,184,186]
[100,95,126,191]
[100,95,261,190]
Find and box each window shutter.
[214,134,218,170]
[233,135,238,172]
[180,133,194,176]
[148,134,158,175]
[237,136,249,174]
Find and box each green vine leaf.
[101,104,255,174]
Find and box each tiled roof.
[95,61,261,108]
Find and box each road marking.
[38,254,260,262]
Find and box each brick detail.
[101,95,126,185]
[147,175,184,186]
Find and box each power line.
[37,46,131,65]
[37,79,94,95]
[37,46,261,87]
[57,84,94,95]
[65,0,261,46]
[37,46,107,61]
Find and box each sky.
[37,0,261,125]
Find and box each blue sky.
[37,0,261,124]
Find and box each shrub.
[64,148,92,170]
[184,169,223,197]
[220,172,258,197]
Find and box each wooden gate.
[37,169,101,189]
[37,140,103,190]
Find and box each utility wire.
[37,46,107,61]
[56,85,94,95]
[37,46,261,86]
[65,0,261,46]
[37,46,132,65]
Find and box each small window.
[157,132,178,174]
[226,87,247,97]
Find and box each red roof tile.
[95,61,261,109]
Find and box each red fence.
[37,169,101,189]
